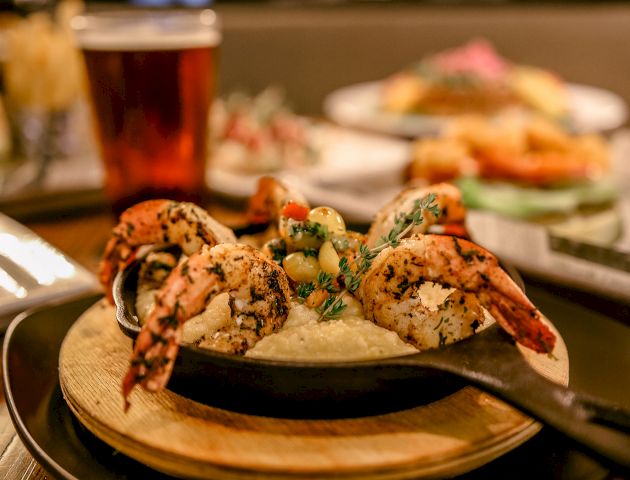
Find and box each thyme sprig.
[296,282,315,299]
[375,193,441,249]
[315,295,347,319]
[289,221,329,242]
[296,271,340,302]
[317,193,439,321]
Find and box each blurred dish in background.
[210,87,318,174]
[210,122,410,189]
[405,114,618,220]
[207,88,411,220]
[207,122,409,221]
[210,87,410,186]
[325,81,627,138]
[3,3,83,116]
[380,39,568,120]
[324,40,627,137]
[404,113,627,282]
[0,1,92,195]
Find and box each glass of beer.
[72,9,220,214]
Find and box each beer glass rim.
[71,8,221,49]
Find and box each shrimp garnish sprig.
[316,194,440,321]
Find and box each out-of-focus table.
[0,204,629,480]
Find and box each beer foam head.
[73,10,221,51]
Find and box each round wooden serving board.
[59,300,568,479]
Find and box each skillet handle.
[465,360,630,473]
[398,328,630,473]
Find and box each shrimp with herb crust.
[246,176,310,231]
[122,243,291,408]
[100,199,236,301]
[358,234,556,354]
[366,182,467,247]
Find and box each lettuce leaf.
[457,177,619,218]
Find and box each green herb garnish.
[289,221,329,242]
[317,193,440,321]
[296,282,315,300]
[315,295,346,319]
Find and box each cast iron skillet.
[113,256,630,473]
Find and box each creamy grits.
[246,300,419,361]
[135,279,492,362]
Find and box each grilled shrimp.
[359,282,486,351]
[100,199,236,301]
[246,176,310,239]
[358,234,556,354]
[477,148,603,186]
[122,243,291,407]
[366,182,467,247]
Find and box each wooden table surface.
[0,205,628,480]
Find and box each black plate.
[2,294,624,479]
[2,295,174,480]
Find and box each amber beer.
[74,11,220,214]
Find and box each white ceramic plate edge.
[324,81,628,137]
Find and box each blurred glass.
[0,1,88,195]
[72,8,220,215]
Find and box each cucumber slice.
[457,177,619,218]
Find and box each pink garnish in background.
[430,39,511,81]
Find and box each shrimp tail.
[246,176,309,225]
[122,314,186,408]
[121,243,292,410]
[246,176,277,224]
[362,234,557,355]
[122,370,135,412]
[427,223,470,238]
[489,296,556,353]
[100,199,236,304]
[100,235,134,303]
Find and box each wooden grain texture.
[59,301,568,479]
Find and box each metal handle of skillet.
[387,323,630,474]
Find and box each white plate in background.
[207,124,411,221]
[209,167,399,224]
[324,81,628,137]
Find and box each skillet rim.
[113,244,526,370]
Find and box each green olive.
[318,240,340,275]
[307,206,346,236]
[282,252,320,282]
[283,219,323,251]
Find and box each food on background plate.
[102,178,555,409]
[2,1,90,166]
[382,39,568,121]
[209,87,319,174]
[3,2,83,112]
[406,114,619,218]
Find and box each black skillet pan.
[113,256,630,473]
